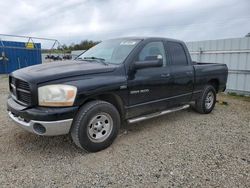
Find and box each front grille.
[10,76,32,105]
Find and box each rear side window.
[166,42,188,65]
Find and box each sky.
[0,0,250,47]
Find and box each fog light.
[33,123,46,134]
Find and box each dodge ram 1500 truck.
[7,37,228,152]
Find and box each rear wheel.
[194,85,216,114]
[71,100,120,152]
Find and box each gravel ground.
[0,76,249,187]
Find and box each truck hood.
[11,60,118,84]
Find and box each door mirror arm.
[128,59,163,79]
[134,59,163,70]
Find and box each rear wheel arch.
[208,79,219,93]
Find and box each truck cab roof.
[107,36,184,43]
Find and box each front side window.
[138,41,166,66]
[78,39,141,64]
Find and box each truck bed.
[192,61,228,92]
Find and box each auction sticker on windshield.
[120,41,137,45]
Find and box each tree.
[245,33,250,37]
[60,40,100,51]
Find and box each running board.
[127,104,190,124]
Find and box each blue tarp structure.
[0,40,42,74]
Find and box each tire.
[71,100,120,152]
[194,85,216,114]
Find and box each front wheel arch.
[77,93,125,120]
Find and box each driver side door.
[127,40,173,118]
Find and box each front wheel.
[71,100,120,152]
[194,85,216,114]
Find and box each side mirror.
[134,55,163,70]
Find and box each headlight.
[38,85,77,107]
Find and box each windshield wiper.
[83,56,108,65]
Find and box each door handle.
[161,73,170,78]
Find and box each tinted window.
[138,41,166,66]
[166,42,188,65]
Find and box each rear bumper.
[7,97,78,136]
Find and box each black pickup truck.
[7,37,228,152]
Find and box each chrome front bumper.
[8,111,73,136]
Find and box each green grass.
[227,92,250,102]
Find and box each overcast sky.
[0,0,249,46]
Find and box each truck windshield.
[77,39,141,64]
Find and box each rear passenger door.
[165,41,194,105]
